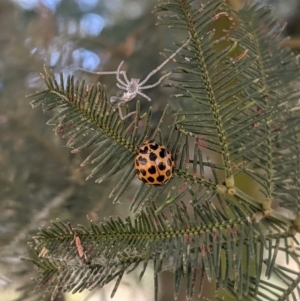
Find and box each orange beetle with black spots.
[135,140,175,186]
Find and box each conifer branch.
[24,0,300,300]
[155,0,265,184]
[228,0,300,214]
[27,202,293,300]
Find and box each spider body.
[118,78,140,94]
[113,78,141,103]
[135,140,175,186]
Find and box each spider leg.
[122,71,130,85]
[75,68,127,76]
[137,91,152,101]
[139,71,171,90]
[75,60,130,87]
[138,36,190,86]
[116,61,128,87]
[116,83,128,90]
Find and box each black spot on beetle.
[136,169,140,175]
[149,153,157,161]
[140,169,146,176]
[157,175,165,182]
[149,143,159,150]
[140,146,149,154]
[167,158,172,166]
[159,148,167,158]
[148,166,156,174]
[138,156,148,165]
[135,159,139,167]
[147,176,155,183]
[158,162,166,170]
[166,170,171,177]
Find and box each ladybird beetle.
[135,140,175,186]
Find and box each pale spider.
[82,37,190,120]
